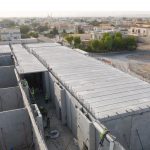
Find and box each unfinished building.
[1,41,150,150]
[25,43,150,150]
[0,45,47,150]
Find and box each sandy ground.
[90,47,150,82]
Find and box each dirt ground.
[90,45,150,82]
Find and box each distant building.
[0,28,21,41]
[129,27,150,37]
[70,33,92,42]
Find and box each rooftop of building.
[25,43,150,121]
[0,45,12,55]
[11,44,47,74]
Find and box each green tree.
[103,35,113,50]
[65,36,73,45]
[123,36,137,50]
[90,40,100,52]
[28,31,39,38]
[114,32,122,38]
[73,36,81,48]
[20,25,30,34]
[113,33,123,50]
[37,25,48,32]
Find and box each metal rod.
[136,129,144,150]
[0,128,7,150]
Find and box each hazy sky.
[0,0,150,17]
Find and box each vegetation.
[65,36,81,48]
[73,36,81,47]
[65,36,73,45]
[20,25,30,38]
[44,27,59,38]
[28,31,39,38]
[36,25,49,33]
[20,25,39,38]
[65,32,137,53]
[20,25,30,34]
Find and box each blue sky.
[0,0,150,17]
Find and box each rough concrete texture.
[32,104,44,137]
[102,110,150,150]
[34,94,79,150]
[50,72,125,150]
[77,108,95,150]
[0,86,24,112]
[0,108,33,150]
[54,82,67,125]
[0,66,18,88]
[45,103,79,150]
[42,71,50,98]
[0,55,13,66]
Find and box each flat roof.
[26,42,61,48]
[26,43,150,121]
[0,45,11,55]
[12,44,47,74]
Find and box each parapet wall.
[0,86,24,112]
[0,55,13,66]
[0,108,33,150]
[0,66,18,88]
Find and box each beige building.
[129,23,150,37]
[129,27,150,37]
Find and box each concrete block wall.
[0,55,13,66]
[49,72,104,149]
[77,108,96,150]
[102,110,150,150]
[31,104,44,137]
[49,72,127,150]
[0,66,18,88]
[54,82,66,124]
[0,86,24,112]
[42,71,50,99]
[50,72,96,149]
[0,108,33,150]
[49,72,56,102]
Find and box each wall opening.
[23,72,43,92]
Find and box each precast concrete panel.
[77,108,95,150]
[102,116,132,150]
[0,108,33,150]
[65,91,80,138]
[42,72,50,99]
[54,82,66,125]
[102,110,150,150]
[0,55,13,66]
[26,43,150,150]
[0,86,23,112]
[49,73,56,102]
[130,111,150,150]
[0,66,18,88]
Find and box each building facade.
[0,28,21,41]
